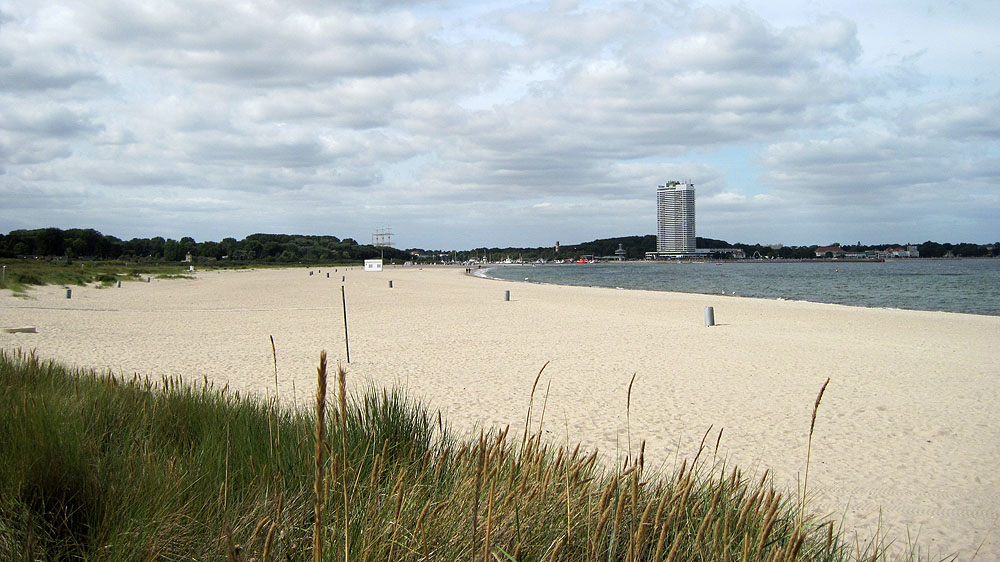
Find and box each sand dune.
[3,265,998,559]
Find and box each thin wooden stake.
[341,285,351,363]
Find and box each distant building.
[815,245,846,258]
[654,181,696,257]
[871,245,920,259]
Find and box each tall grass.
[0,349,926,561]
[0,259,195,293]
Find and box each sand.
[2,265,998,559]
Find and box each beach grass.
[0,258,362,294]
[0,348,929,561]
[0,259,197,294]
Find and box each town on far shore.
[2,181,997,269]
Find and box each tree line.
[418,236,1000,262]
[0,228,412,263]
[2,227,996,264]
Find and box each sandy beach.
[3,265,998,559]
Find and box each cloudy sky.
[1,0,998,249]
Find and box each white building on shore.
[650,181,697,258]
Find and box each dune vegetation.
[1,348,918,561]
[0,259,198,295]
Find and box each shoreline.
[3,266,998,559]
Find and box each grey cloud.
[0,66,104,92]
[0,105,103,137]
[240,71,470,129]
[902,97,1000,141]
[84,1,443,85]
[0,178,91,211]
[656,7,859,76]
[0,8,106,93]
[188,136,332,168]
[0,136,73,165]
[413,8,865,202]
[785,15,861,63]
[58,161,190,187]
[760,134,987,202]
[500,3,657,57]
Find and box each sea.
[478,259,1000,316]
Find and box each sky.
[1,0,998,250]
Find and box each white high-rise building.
[656,181,696,255]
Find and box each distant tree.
[163,239,184,261]
[696,236,732,248]
[918,241,946,258]
[220,237,237,258]
[123,238,148,258]
[149,237,166,258]
[243,240,264,260]
[179,237,196,257]
[953,243,987,257]
[95,234,123,259]
[36,228,65,256]
[198,241,222,259]
[66,238,86,258]
[63,228,103,255]
[261,241,280,258]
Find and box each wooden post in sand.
[341,285,350,363]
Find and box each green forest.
[0,228,412,264]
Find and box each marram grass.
[0,348,937,561]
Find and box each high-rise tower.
[656,181,695,255]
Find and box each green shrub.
[13,272,43,285]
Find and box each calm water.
[480,259,1000,316]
